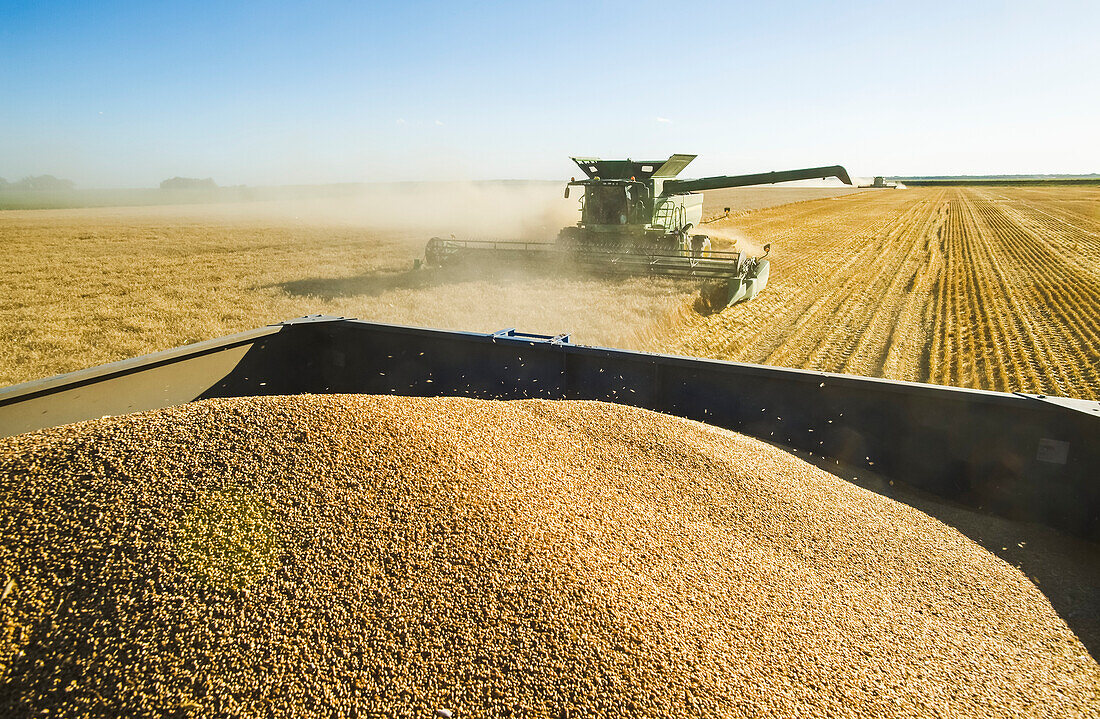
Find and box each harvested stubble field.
[1,395,1096,717]
[644,185,1100,400]
[2,185,1097,400]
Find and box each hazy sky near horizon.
[2,0,1097,187]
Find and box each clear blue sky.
[2,0,1097,187]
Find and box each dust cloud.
[190,182,584,243]
[701,225,768,256]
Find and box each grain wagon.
[1,316,1096,542]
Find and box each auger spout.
[662,165,852,194]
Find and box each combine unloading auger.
[424,155,852,308]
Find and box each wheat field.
[644,186,1100,400]
[0,198,697,386]
[2,185,1097,400]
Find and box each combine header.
[425,155,852,307]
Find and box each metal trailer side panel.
[0,317,1096,540]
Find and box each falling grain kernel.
[0,394,1096,718]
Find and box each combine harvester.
[425,155,852,308]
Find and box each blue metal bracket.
[491,328,571,345]
[275,314,355,326]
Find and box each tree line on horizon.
[0,175,76,191]
[0,175,225,191]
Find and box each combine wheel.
[691,234,712,259]
[424,237,447,267]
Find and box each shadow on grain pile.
[797,450,1100,661]
[0,395,1097,718]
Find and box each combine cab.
[425,154,852,307]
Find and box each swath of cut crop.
[964,188,1100,396]
[637,191,924,363]
[645,187,1100,400]
[768,191,944,378]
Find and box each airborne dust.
[0,182,865,386]
[202,181,702,349]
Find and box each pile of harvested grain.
[0,395,1095,717]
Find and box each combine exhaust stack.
[424,155,852,308]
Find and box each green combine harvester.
[425,154,852,307]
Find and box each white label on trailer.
[1036,438,1070,465]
